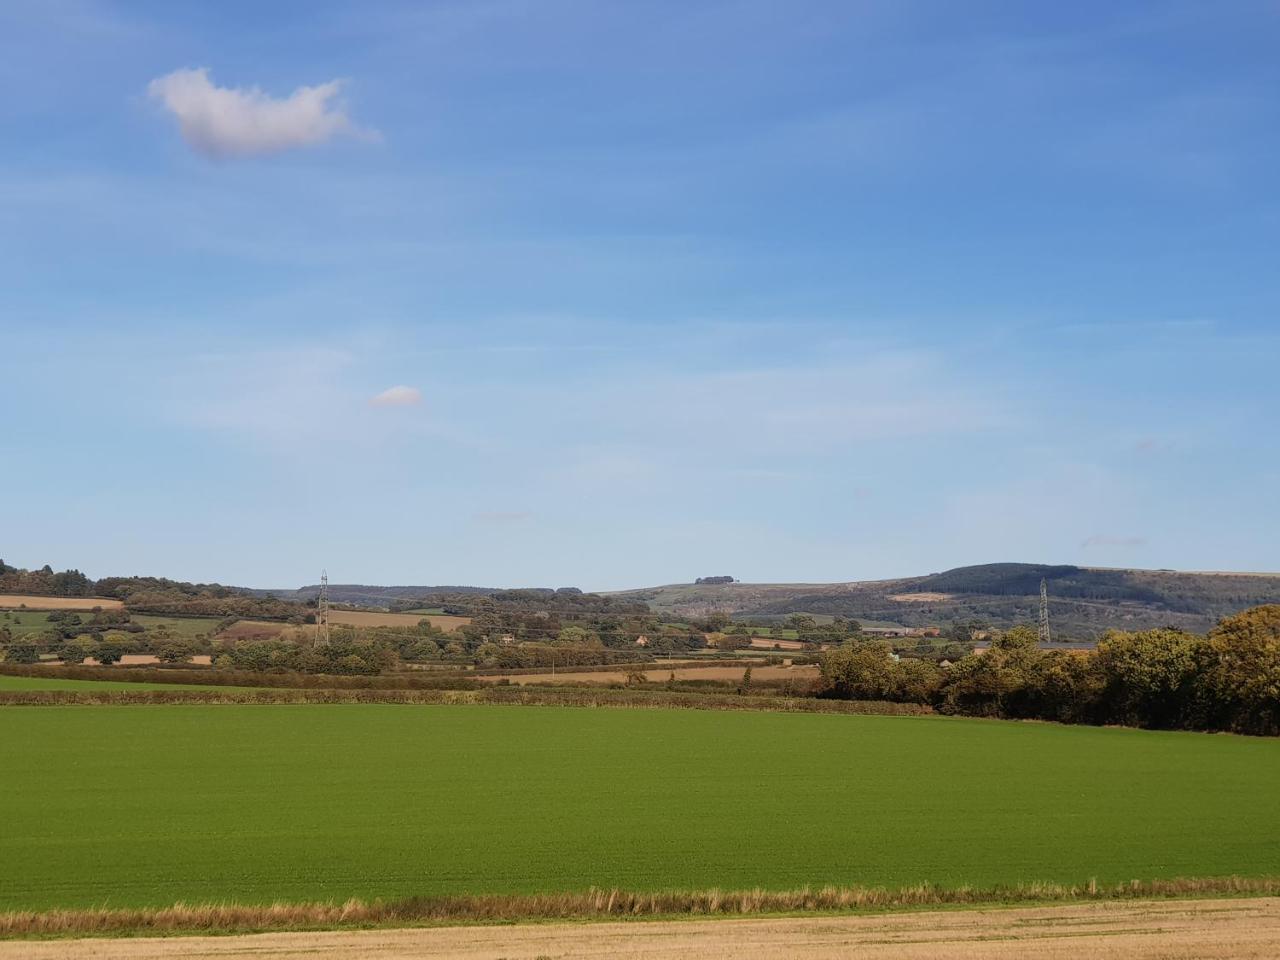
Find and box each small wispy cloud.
[1082,535,1148,548]
[148,67,373,158]
[370,385,422,407]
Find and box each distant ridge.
[607,563,1280,638]
[9,559,1278,640]
[251,563,1280,637]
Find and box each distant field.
[219,619,294,640]
[217,609,474,636]
[130,615,223,639]
[749,635,805,650]
[484,664,818,685]
[0,609,66,636]
[2,705,1278,912]
[0,594,123,610]
[2,611,221,643]
[0,674,227,692]
[328,609,471,632]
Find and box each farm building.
[862,625,914,638]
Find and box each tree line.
[817,604,1280,736]
[0,561,92,597]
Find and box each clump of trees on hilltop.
[0,560,92,597]
[424,589,650,619]
[0,561,311,622]
[817,604,1280,736]
[95,577,309,621]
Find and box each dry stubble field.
[7,898,1280,959]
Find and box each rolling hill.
[8,560,1280,640]
[607,564,1280,639]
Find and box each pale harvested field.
[480,664,820,685]
[0,594,122,610]
[9,898,1280,959]
[328,609,472,632]
[749,635,804,650]
[888,591,953,602]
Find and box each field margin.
[4,876,1278,940]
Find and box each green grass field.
[0,609,68,636]
[128,614,222,639]
[0,611,218,641]
[2,705,1278,912]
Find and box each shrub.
[57,643,88,665]
[3,643,39,665]
[155,643,193,664]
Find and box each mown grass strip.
[4,877,1279,939]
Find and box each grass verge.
[3,877,1278,939]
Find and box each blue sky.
[2,1,1277,590]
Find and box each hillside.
[609,564,1280,639]
[7,559,1280,640]
[249,584,502,606]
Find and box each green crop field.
[2,705,1279,912]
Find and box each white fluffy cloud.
[148,68,369,158]
[370,385,422,407]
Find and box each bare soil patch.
[749,635,805,650]
[0,594,123,610]
[7,897,1278,959]
[888,592,953,602]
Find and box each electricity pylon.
[1038,577,1052,645]
[316,570,331,646]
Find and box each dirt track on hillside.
[9,898,1280,959]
